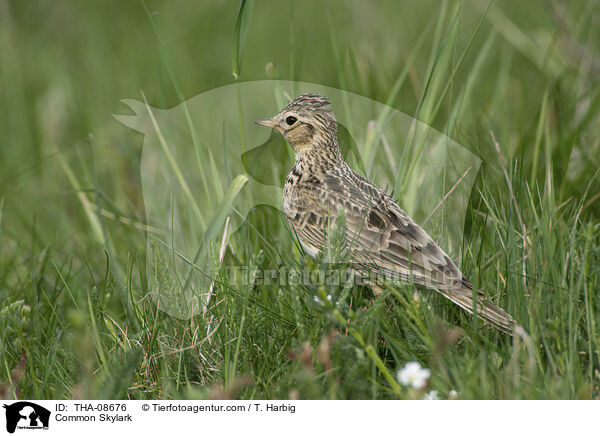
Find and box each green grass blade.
[232,0,254,80]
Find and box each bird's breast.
[283,168,322,222]
[283,174,303,221]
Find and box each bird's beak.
[254,117,277,129]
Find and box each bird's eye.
[285,116,297,126]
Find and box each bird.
[255,93,517,335]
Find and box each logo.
[2,402,50,433]
[114,80,481,319]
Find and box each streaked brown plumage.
[255,93,517,335]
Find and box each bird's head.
[255,93,337,153]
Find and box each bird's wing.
[319,170,465,288]
[293,168,516,334]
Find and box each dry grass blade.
[423,166,471,226]
[203,216,231,316]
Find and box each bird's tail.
[435,281,517,335]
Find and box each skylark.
[255,93,516,334]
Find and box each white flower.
[313,294,333,303]
[423,390,439,400]
[448,390,458,399]
[397,361,431,390]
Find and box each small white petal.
[423,390,439,400]
[397,361,431,389]
[411,369,430,390]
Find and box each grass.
[1,0,599,400]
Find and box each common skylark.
[255,93,516,334]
